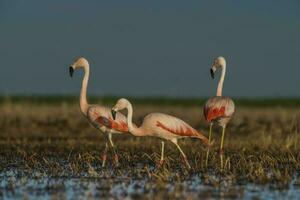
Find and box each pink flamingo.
[69,57,135,167]
[111,98,209,169]
[204,56,235,168]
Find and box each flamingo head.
[210,56,226,79]
[111,98,130,120]
[69,57,89,77]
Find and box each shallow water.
[1,169,300,200]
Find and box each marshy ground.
[0,97,300,199]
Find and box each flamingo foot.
[184,159,191,169]
[156,160,165,168]
[207,143,213,150]
[102,154,107,168]
[180,156,191,169]
[218,148,224,155]
[114,154,119,166]
[159,159,164,165]
[157,159,164,168]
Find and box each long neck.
[216,64,226,97]
[80,64,90,115]
[126,103,144,136]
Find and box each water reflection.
[1,169,300,199]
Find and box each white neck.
[126,102,144,136]
[216,64,226,97]
[80,64,90,115]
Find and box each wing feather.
[204,97,235,122]
[154,114,201,137]
[87,106,129,132]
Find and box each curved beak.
[111,110,117,120]
[69,66,74,77]
[210,68,215,79]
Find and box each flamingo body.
[69,57,135,167]
[204,96,235,127]
[139,113,209,143]
[87,105,129,133]
[204,56,235,168]
[111,98,209,168]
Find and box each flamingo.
[204,56,235,169]
[69,57,135,167]
[111,98,210,169]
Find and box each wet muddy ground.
[1,102,300,199]
[2,170,300,199]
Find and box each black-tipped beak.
[69,66,74,77]
[210,68,215,79]
[111,110,117,120]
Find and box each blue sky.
[0,1,299,97]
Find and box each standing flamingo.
[69,57,135,167]
[203,56,235,169]
[111,98,209,169]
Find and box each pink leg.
[157,141,165,167]
[108,133,119,166]
[173,141,191,169]
[218,148,224,155]
[114,154,119,164]
[101,142,108,167]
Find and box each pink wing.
[156,120,197,137]
[95,116,128,132]
[151,113,209,145]
[204,106,226,122]
[88,106,129,132]
[204,97,235,122]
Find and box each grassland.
[0,97,300,199]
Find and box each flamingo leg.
[102,142,108,167]
[108,132,119,166]
[172,140,191,169]
[205,123,213,167]
[220,126,226,170]
[159,141,165,165]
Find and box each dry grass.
[0,101,300,189]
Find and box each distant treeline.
[0,96,299,107]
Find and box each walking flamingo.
[111,98,210,169]
[69,57,135,167]
[203,56,235,169]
